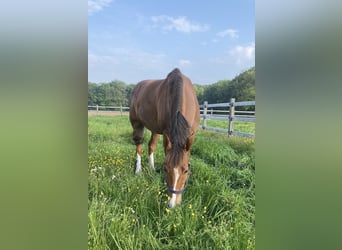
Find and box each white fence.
[88,98,255,137]
[88,105,129,116]
[200,98,255,138]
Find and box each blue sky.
[88,0,254,84]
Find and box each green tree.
[103,80,127,106]
[199,67,255,109]
[87,67,255,109]
[193,84,207,104]
[88,82,97,105]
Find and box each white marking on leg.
[149,153,155,170]
[135,154,141,174]
[168,168,179,208]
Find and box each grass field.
[88,116,255,249]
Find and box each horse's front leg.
[148,133,160,170]
[132,123,144,174]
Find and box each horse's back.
[129,79,165,133]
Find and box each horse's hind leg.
[132,122,144,174]
[148,133,160,170]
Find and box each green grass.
[88,116,255,249]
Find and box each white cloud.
[209,57,225,64]
[88,52,119,65]
[178,59,191,66]
[151,15,209,33]
[217,29,239,39]
[89,48,166,66]
[88,48,167,77]
[229,43,255,64]
[88,0,112,16]
[111,48,165,65]
[88,48,173,83]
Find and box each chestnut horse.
[129,68,200,208]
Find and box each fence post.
[202,101,208,129]
[120,105,123,116]
[96,104,99,115]
[228,98,235,137]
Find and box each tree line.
[88,67,255,109]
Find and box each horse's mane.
[167,68,191,167]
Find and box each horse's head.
[163,150,190,208]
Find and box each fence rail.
[88,98,255,138]
[88,105,129,116]
[200,98,255,138]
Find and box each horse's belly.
[139,118,163,135]
[144,123,164,135]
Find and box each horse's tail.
[167,68,191,165]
